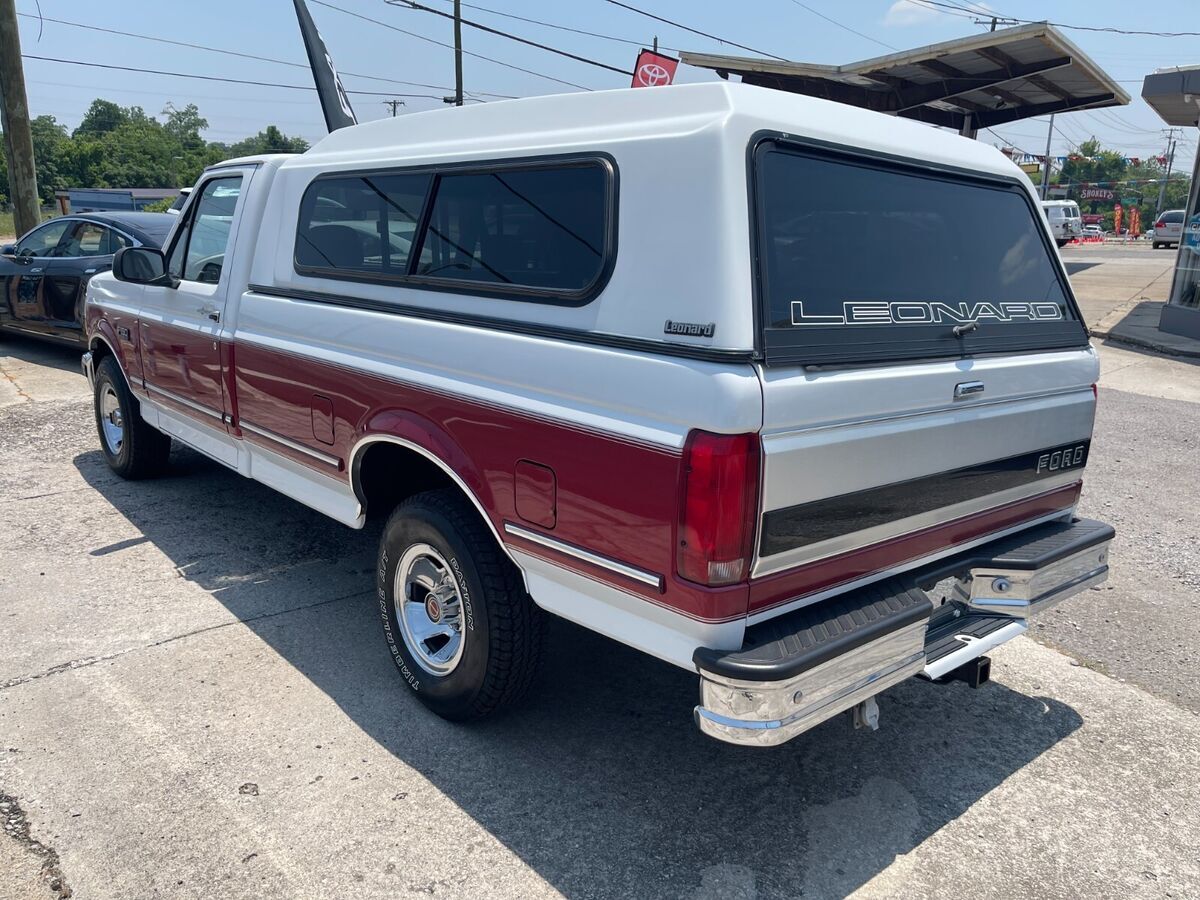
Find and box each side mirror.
[0,244,15,256]
[113,246,177,287]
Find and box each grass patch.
[0,208,61,242]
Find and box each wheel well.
[89,335,113,364]
[354,440,458,523]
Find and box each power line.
[787,1,898,51]
[310,0,592,91]
[14,10,510,100]
[910,0,1200,37]
[602,0,787,60]
[21,55,448,99]
[425,0,682,52]
[388,0,633,76]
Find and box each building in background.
[1142,66,1200,339]
[55,188,181,215]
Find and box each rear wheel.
[1153,242,1162,249]
[377,489,545,721]
[93,355,171,479]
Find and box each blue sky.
[12,0,1197,167]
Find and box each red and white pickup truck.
[83,83,1113,746]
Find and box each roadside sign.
[1080,186,1115,201]
[632,49,679,88]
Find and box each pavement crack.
[1,792,73,898]
[0,359,34,404]
[0,590,371,692]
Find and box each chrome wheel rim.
[99,384,124,455]
[394,543,465,676]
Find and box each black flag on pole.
[292,0,357,132]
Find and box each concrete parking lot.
[3,265,1200,897]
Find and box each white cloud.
[883,0,995,26]
[878,0,940,26]
[882,1,943,27]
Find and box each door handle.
[84,268,97,274]
[199,303,221,323]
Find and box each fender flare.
[347,430,526,580]
[87,327,132,384]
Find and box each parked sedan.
[0,212,174,346]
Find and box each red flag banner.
[631,49,679,88]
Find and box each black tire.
[1153,242,1162,249]
[93,354,171,479]
[377,489,545,721]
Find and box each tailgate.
[755,349,1098,579]
[748,136,1097,594]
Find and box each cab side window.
[167,176,243,284]
[15,220,72,257]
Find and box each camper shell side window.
[294,154,617,306]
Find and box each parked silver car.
[1153,209,1185,249]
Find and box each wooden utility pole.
[1156,128,1181,216]
[382,99,405,117]
[0,0,40,236]
[1040,113,1055,200]
[453,0,463,107]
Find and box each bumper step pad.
[693,518,1113,747]
[694,578,931,682]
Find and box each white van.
[1041,200,1082,247]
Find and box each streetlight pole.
[453,0,463,107]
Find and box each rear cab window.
[752,138,1088,366]
[294,157,615,304]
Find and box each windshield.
[754,140,1087,366]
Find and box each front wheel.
[377,489,545,721]
[93,355,171,479]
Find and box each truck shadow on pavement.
[76,446,1083,900]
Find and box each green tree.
[227,124,310,157]
[163,102,208,150]
[4,97,314,200]
[29,115,74,203]
[73,99,129,138]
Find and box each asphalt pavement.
[1,323,1199,899]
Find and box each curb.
[1089,327,1200,360]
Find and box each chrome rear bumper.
[694,518,1113,747]
[951,541,1109,619]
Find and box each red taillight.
[677,430,760,587]
[1156,220,1165,229]
[1092,383,1098,401]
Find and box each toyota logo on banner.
[631,49,679,88]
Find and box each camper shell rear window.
[752,137,1089,367]
[294,155,616,305]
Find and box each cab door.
[138,171,249,425]
[44,220,125,341]
[0,218,74,337]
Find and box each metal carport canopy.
[681,22,1129,135]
